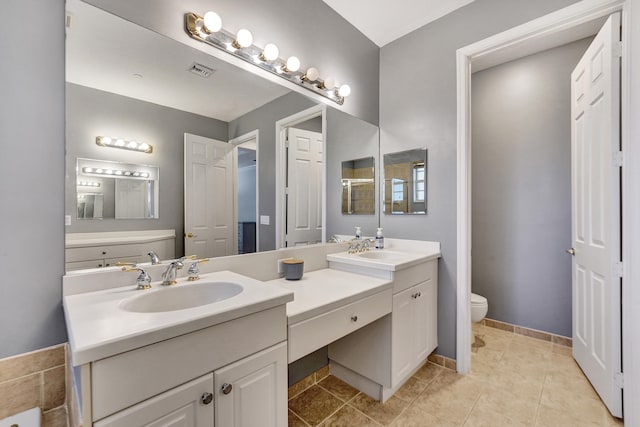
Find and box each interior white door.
[184,133,237,258]
[570,12,622,417]
[286,128,323,246]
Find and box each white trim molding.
[456,0,636,422]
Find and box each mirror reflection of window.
[383,149,427,215]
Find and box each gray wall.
[471,38,592,337]
[66,83,228,257]
[379,0,579,359]
[326,108,380,238]
[0,0,67,358]
[229,91,317,251]
[83,0,380,125]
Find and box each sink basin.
[120,281,243,313]
[357,251,405,260]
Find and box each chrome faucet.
[161,260,184,286]
[122,266,152,290]
[147,251,160,265]
[347,238,373,254]
[187,258,210,281]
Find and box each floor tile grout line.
[344,403,384,426]
[289,408,312,427]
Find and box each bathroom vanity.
[326,241,440,402]
[64,271,293,427]
[65,230,175,271]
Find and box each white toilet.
[471,293,488,323]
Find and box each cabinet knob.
[351,315,358,322]
[221,383,233,395]
[201,392,213,405]
[102,251,107,255]
[417,292,422,298]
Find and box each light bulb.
[234,29,253,48]
[203,11,222,33]
[303,67,319,82]
[338,84,351,97]
[139,143,150,152]
[261,43,279,61]
[115,139,125,147]
[101,137,112,145]
[322,76,335,90]
[128,141,138,149]
[96,169,103,174]
[84,168,93,173]
[285,56,300,72]
[105,169,113,175]
[114,170,123,176]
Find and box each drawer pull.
[351,315,358,322]
[221,383,233,395]
[201,392,213,405]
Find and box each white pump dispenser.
[375,228,384,249]
[355,226,362,240]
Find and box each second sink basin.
[120,281,244,313]
[357,251,405,260]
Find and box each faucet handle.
[122,266,152,290]
[180,255,198,262]
[187,258,210,281]
[147,251,161,265]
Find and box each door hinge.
[614,371,624,389]
[613,262,623,278]
[285,187,289,195]
[613,151,623,167]
[614,41,623,58]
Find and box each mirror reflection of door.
[286,127,323,246]
[184,133,237,258]
[236,139,257,254]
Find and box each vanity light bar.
[185,12,351,105]
[77,181,101,187]
[96,136,153,154]
[82,167,150,178]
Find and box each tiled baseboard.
[427,352,457,371]
[0,344,67,425]
[484,318,572,347]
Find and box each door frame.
[275,104,327,249]
[229,130,260,252]
[456,0,636,418]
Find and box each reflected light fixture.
[78,181,100,187]
[96,136,153,154]
[185,11,352,105]
[82,167,150,178]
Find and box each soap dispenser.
[355,226,362,240]
[375,228,384,249]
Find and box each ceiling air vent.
[189,63,215,78]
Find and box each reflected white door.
[184,133,237,258]
[286,128,323,246]
[570,13,622,417]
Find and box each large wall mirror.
[383,149,427,215]
[65,0,380,269]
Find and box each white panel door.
[570,12,621,417]
[94,374,214,427]
[286,128,323,246]
[184,133,237,258]
[214,343,287,427]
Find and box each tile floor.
[288,323,624,426]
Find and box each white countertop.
[65,229,176,248]
[64,270,293,365]
[326,243,441,272]
[266,268,392,324]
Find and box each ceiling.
[65,0,289,122]
[322,0,475,47]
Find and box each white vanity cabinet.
[65,230,175,271]
[328,258,438,402]
[79,306,288,427]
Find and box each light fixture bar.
[77,181,101,187]
[82,167,150,179]
[96,136,153,154]
[185,12,351,105]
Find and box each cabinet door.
[392,287,415,386]
[214,342,287,427]
[413,281,432,363]
[94,374,214,427]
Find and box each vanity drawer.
[66,244,142,262]
[288,288,392,363]
[393,260,437,294]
